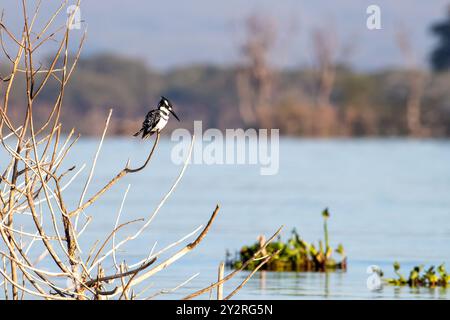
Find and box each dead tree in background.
[311,28,338,136]
[0,1,278,300]
[396,28,426,137]
[236,14,277,128]
[312,28,338,109]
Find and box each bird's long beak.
[170,109,180,121]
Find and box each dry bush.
[0,1,280,300]
[236,14,277,128]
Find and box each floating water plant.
[384,262,450,288]
[227,208,347,272]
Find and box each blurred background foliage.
[2,8,450,137]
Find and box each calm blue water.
[3,138,450,299]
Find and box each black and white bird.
[133,96,180,139]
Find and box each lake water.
[3,138,450,299]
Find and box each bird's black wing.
[133,109,161,138]
[142,109,160,138]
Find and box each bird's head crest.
[158,96,180,121]
[159,96,171,108]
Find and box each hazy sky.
[1,1,449,70]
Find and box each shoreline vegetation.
[4,9,450,139]
[227,209,347,272]
[4,55,450,138]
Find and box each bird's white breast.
[153,113,168,131]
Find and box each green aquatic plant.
[227,208,347,272]
[322,208,330,251]
[385,262,450,287]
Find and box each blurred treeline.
[3,54,450,137]
[2,13,450,137]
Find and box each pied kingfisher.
[133,96,180,139]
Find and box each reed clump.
[227,208,347,272]
[384,262,450,288]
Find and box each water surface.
[5,138,450,299]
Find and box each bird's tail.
[133,128,143,137]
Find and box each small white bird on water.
[133,96,180,139]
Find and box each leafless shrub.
[395,27,429,137]
[236,14,277,128]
